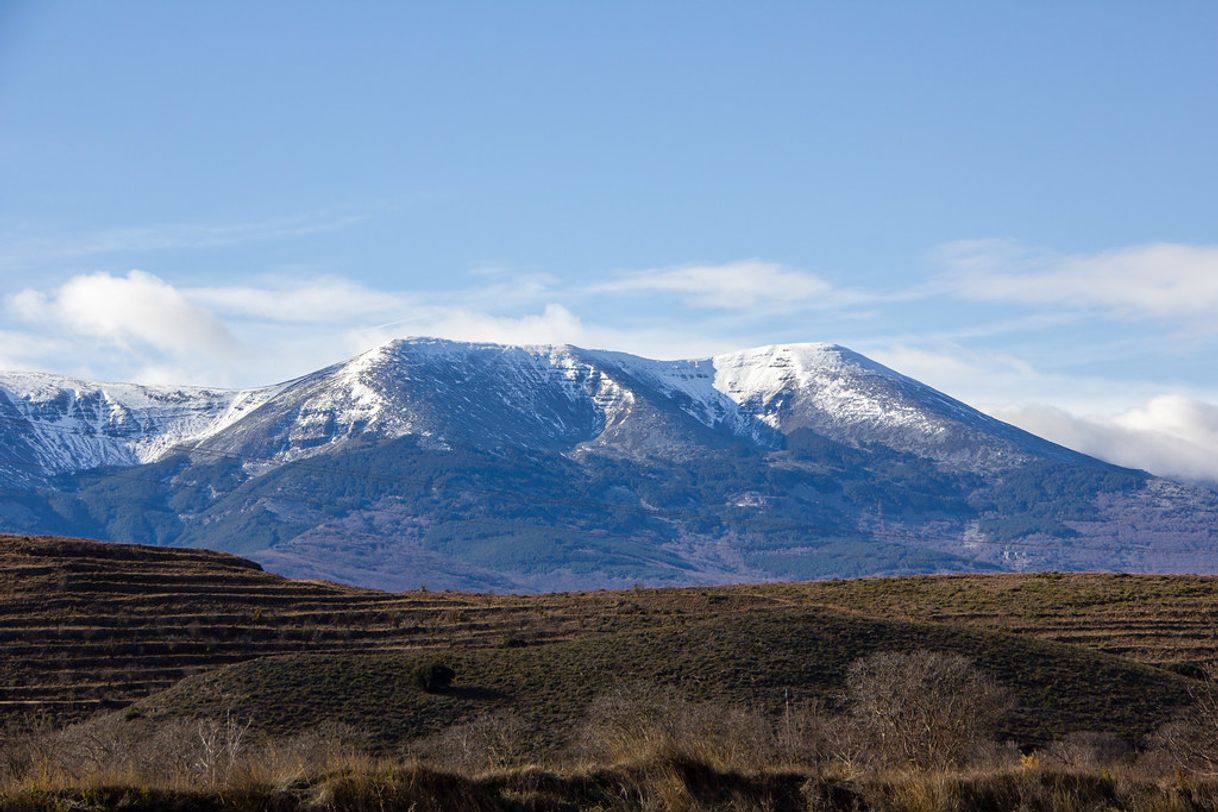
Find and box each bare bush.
[1150,684,1218,776]
[0,711,57,782]
[1042,731,1131,769]
[193,713,252,783]
[846,650,1013,770]
[574,686,843,771]
[412,710,530,773]
[262,721,367,780]
[0,711,265,788]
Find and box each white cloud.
[348,303,588,350]
[188,277,414,324]
[596,260,846,310]
[864,343,1139,414]
[0,271,726,386]
[864,342,1218,484]
[347,302,725,361]
[991,397,1218,485]
[8,270,238,358]
[939,239,1218,323]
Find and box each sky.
[1,1,1217,483]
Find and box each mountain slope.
[0,371,275,485]
[713,344,1088,473]
[2,338,1216,590]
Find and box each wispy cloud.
[0,210,365,272]
[188,277,415,324]
[594,260,865,312]
[937,239,1218,325]
[1,270,726,385]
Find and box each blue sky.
[2,1,1217,481]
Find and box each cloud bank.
[2,270,723,386]
[991,397,1218,485]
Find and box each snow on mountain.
[1,338,1092,481]
[0,371,276,483]
[6,337,1217,591]
[192,340,626,468]
[712,343,1084,472]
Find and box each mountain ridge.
[2,337,1215,591]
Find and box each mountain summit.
[2,338,1216,591]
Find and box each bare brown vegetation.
[3,659,1218,810]
[5,533,1218,729]
[6,534,1218,809]
[846,651,1013,770]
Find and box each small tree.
[414,662,456,693]
[846,649,1012,770]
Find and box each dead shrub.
[846,649,1013,771]
[1042,731,1131,770]
[1149,684,1218,776]
[412,710,530,774]
[573,685,842,772]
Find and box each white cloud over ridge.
[866,343,1218,484]
[939,239,1218,323]
[1,270,722,386]
[991,397,1218,485]
[4,259,1218,487]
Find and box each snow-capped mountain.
[711,344,1086,473]
[178,338,1081,472]
[0,371,277,485]
[2,338,1216,591]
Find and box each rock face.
[2,338,1216,591]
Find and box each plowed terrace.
[2,534,1216,721]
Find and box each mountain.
[0,370,277,484]
[2,338,1216,591]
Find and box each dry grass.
[6,673,1218,810]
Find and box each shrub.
[1164,661,1212,681]
[1042,731,1131,769]
[414,662,456,693]
[846,649,1013,770]
[411,710,528,773]
[573,686,841,770]
[1150,684,1218,775]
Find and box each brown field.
[3,533,1218,724]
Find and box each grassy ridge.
[4,534,1218,727]
[126,606,1192,750]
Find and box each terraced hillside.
[122,607,1193,751]
[0,534,773,720]
[3,534,1218,724]
[747,574,1218,668]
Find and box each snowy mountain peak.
[711,342,1080,471]
[0,337,1090,485]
